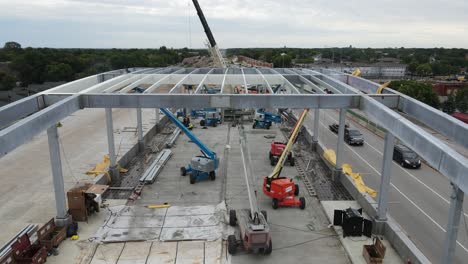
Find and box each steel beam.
[360,97,468,195]
[220,68,229,94]
[194,68,214,94]
[78,94,360,109]
[105,108,119,183]
[376,132,395,221]
[336,108,346,170]
[144,68,186,93]
[0,95,81,159]
[270,68,300,94]
[168,68,198,94]
[46,124,70,226]
[240,68,248,94]
[255,68,274,94]
[0,94,45,129]
[441,184,464,264]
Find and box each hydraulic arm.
[160,108,219,184]
[263,109,309,209]
[191,0,226,68]
[228,125,272,255]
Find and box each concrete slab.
[117,242,152,264]
[94,204,226,242]
[176,241,204,264]
[0,108,157,244]
[205,240,223,264]
[322,200,403,264]
[147,241,177,264]
[226,124,350,264]
[90,243,124,264]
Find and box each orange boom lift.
[263,109,309,209]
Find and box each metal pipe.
[335,109,346,170]
[441,184,464,264]
[47,124,68,220]
[376,132,395,221]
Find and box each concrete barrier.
[94,116,170,185]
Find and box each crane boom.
[160,108,216,159]
[268,109,309,179]
[191,0,226,68]
[192,0,216,48]
[238,125,260,218]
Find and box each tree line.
[389,80,467,113]
[0,41,207,90]
[226,47,468,76]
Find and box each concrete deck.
[2,109,364,264]
[322,201,403,264]
[0,108,157,244]
[226,125,349,264]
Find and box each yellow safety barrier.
[351,68,362,77]
[323,149,377,197]
[86,155,128,182]
[376,81,391,94]
[323,149,337,165]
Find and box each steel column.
[155,109,160,124]
[441,184,464,264]
[46,124,70,226]
[335,109,346,171]
[105,108,120,183]
[313,109,320,143]
[376,132,395,221]
[137,108,144,151]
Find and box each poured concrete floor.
[1,109,353,263]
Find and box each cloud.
[0,0,467,48]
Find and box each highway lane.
[323,109,468,216]
[302,109,468,263]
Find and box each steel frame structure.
[0,67,467,263]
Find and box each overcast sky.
[0,0,467,49]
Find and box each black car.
[345,129,364,146]
[393,145,421,169]
[329,123,349,134]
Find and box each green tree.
[273,54,292,68]
[407,62,418,75]
[3,41,21,50]
[10,48,48,85]
[441,93,456,114]
[46,63,74,81]
[390,80,439,108]
[455,87,468,113]
[0,71,17,91]
[416,63,432,76]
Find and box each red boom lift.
[263,109,309,209]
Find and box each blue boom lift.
[253,109,281,129]
[160,108,219,184]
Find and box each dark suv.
[393,145,421,169]
[345,129,364,146]
[329,123,349,134]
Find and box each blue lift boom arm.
[160,108,216,159]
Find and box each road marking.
[316,120,468,253]
[321,110,468,218]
